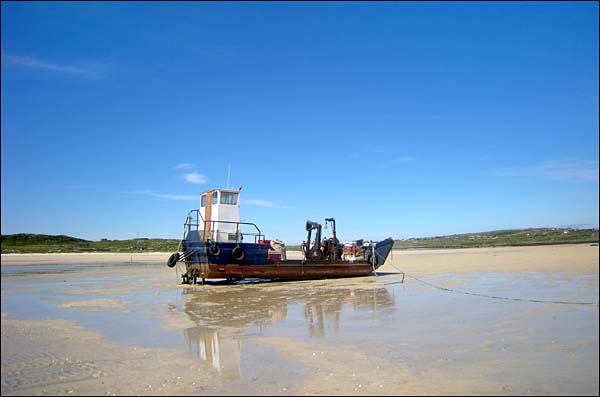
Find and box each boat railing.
[183,210,265,244]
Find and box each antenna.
[227,163,231,189]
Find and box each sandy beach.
[3,243,598,274]
[1,243,598,395]
[1,252,170,266]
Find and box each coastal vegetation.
[392,228,599,249]
[2,228,597,254]
[1,234,180,254]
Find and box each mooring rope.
[382,261,599,307]
[179,248,195,260]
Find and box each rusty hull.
[185,259,377,281]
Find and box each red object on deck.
[259,239,271,246]
[267,252,282,262]
[343,242,356,254]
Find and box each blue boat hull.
[178,235,395,283]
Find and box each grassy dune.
[1,234,179,254]
[393,228,599,249]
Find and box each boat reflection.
[184,327,241,380]
[181,282,395,379]
[303,288,394,337]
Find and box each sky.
[1,1,598,244]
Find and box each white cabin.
[199,188,241,243]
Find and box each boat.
[167,188,394,284]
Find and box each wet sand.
[1,252,169,266]
[380,244,599,276]
[3,244,597,275]
[1,244,598,395]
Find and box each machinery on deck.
[304,218,342,261]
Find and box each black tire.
[208,243,220,256]
[167,252,180,268]
[231,246,246,262]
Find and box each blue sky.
[1,1,598,244]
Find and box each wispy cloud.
[496,159,599,182]
[173,163,196,170]
[243,198,292,209]
[184,172,208,185]
[154,193,197,201]
[2,53,112,79]
[126,190,196,201]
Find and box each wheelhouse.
[182,188,264,246]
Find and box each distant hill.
[1,233,179,254]
[393,228,599,249]
[1,233,90,246]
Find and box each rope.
[180,248,196,260]
[371,245,376,274]
[382,261,599,307]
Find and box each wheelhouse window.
[212,191,218,205]
[200,194,206,207]
[220,191,238,205]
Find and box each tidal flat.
[1,244,598,395]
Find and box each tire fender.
[167,252,180,268]
[208,243,221,256]
[231,245,246,262]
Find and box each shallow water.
[1,262,598,395]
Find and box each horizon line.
[2,224,598,242]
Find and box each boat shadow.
[200,271,403,286]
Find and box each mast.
[227,163,231,189]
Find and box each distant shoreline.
[1,252,170,256]
[2,240,597,256]
[0,252,169,266]
[1,242,597,267]
[3,228,597,254]
[392,240,599,250]
[284,240,598,251]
